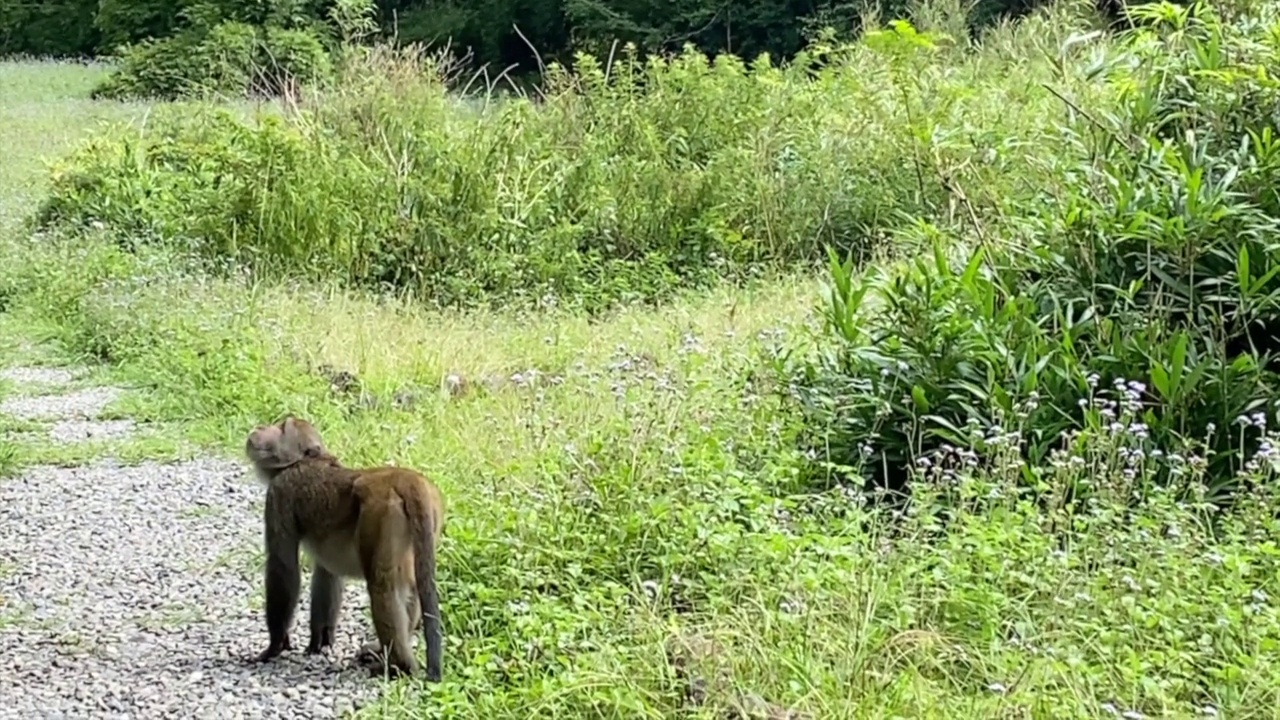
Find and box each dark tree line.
[0,0,1118,67]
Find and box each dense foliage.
[4,0,1280,716]
[35,0,1280,511]
[0,0,99,56]
[84,0,357,99]
[785,2,1280,505]
[2,0,1140,100]
[36,6,1100,309]
[2,0,1107,68]
[89,20,334,99]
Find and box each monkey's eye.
[305,447,320,458]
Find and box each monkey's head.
[245,415,330,480]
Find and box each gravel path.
[0,366,385,719]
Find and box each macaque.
[244,415,445,681]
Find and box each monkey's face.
[246,416,326,472]
[245,420,291,470]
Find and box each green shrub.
[259,25,333,91]
[42,15,1097,311]
[783,1,1280,505]
[91,20,333,99]
[91,0,337,52]
[0,0,99,56]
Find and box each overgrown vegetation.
[786,0,1280,505]
[85,0,371,100]
[1,0,1114,76]
[35,5,1107,311]
[3,0,1280,717]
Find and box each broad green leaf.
[1151,364,1170,399]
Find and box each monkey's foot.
[306,628,336,654]
[355,643,416,679]
[253,634,293,663]
[366,662,414,680]
[354,642,384,666]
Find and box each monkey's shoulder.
[277,458,357,481]
[266,461,359,502]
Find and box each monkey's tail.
[404,488,443,682]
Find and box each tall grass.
[6,233,1280,717]
[36,1,1114,311]
[0,59,145,229]
[3,1,1279,718]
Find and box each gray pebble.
[0,366,82,387]
[0,458,386,718]
[0,386,124,421]
[47,419,138,444]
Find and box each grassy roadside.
[3,3,1280,716]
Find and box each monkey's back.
[352,466,445,542]
[270,459,362,537]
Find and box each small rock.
[0,386,125,421]
[0,366,81,387]
[0,457,384,716]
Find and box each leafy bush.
[91,0,338,52]
[0,0,99,56]
[783,2,1280,504]
[91,19,332,99]
[259,26,333,91]
[92,22,255,99]
[40,11,1102,311]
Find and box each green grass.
[0,59,149,229]
[3,3,1280,717]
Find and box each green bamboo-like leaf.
[1237,243,1251,298]
[911,385,930,413]
[1151,363,1170,399]
[1168,330,1188,402]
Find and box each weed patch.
[2,2,1279,717]
[37,5,1111,312]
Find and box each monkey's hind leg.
[353,586,415,669]
[355,553,423,672]
[306,565,345,654]
[356,503,420,679]
[404,553,422,634]
[362,574,418,678]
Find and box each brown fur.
[245,416,445,681]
